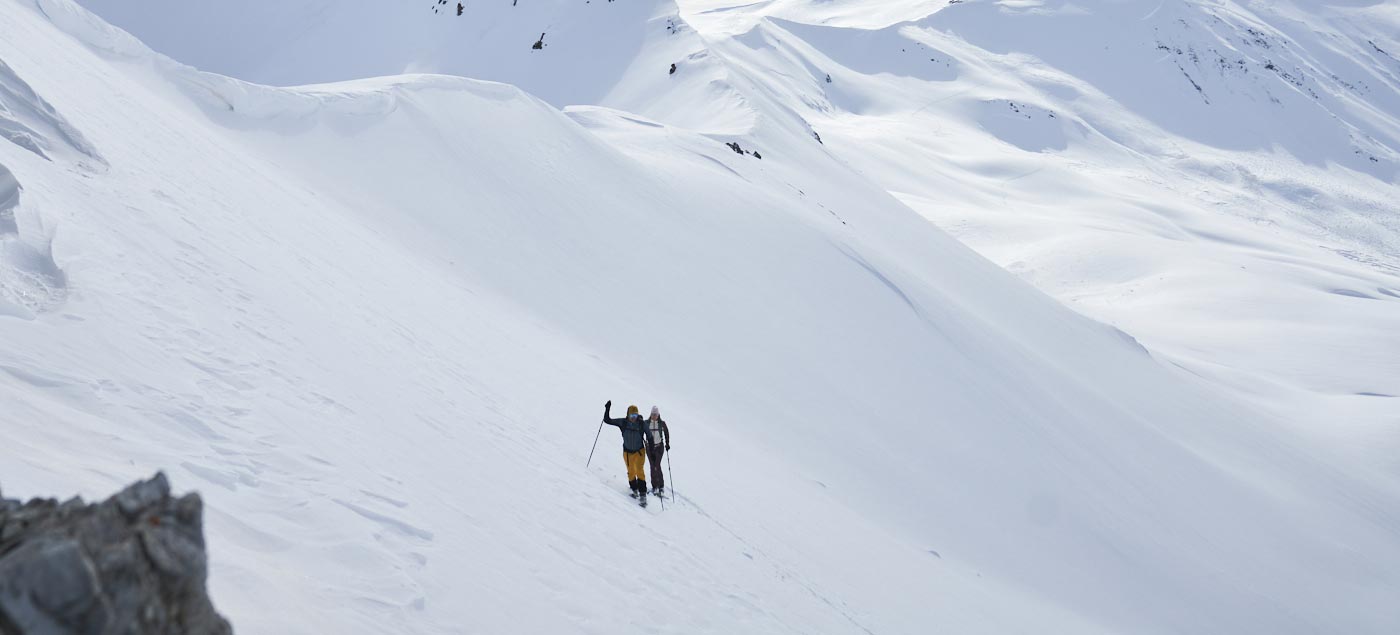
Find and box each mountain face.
[3,0,1398,633]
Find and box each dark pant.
[647,445,665,490]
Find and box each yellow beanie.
[627,405,639,416]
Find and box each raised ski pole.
[585,419,604,468]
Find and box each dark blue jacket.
[603,404,653,452]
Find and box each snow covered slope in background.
[671,0,1400,461]
[73,0,739,129]
[4,0,1400,632]
[81,0,1400,437]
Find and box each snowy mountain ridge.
[2,0,1398,633]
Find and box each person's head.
[649,406,661,422]
[627,405,639,418]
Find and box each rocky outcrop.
[0,473,232,634]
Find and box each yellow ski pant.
[625,449,647,483]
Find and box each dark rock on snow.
[0,473,232,635]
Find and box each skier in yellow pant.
[602,401,655,507]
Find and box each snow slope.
[678,0,1400,456]
[82,0,1400,436]
[73,0,723,119]
[4,0,1400,633]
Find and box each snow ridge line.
[29,0,548,124]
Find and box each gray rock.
[0,473,232,635]
[112,473,168,520]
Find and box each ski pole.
[666,448,675,502]
[585,420,604,467]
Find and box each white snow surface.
[1,0,1398,633]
